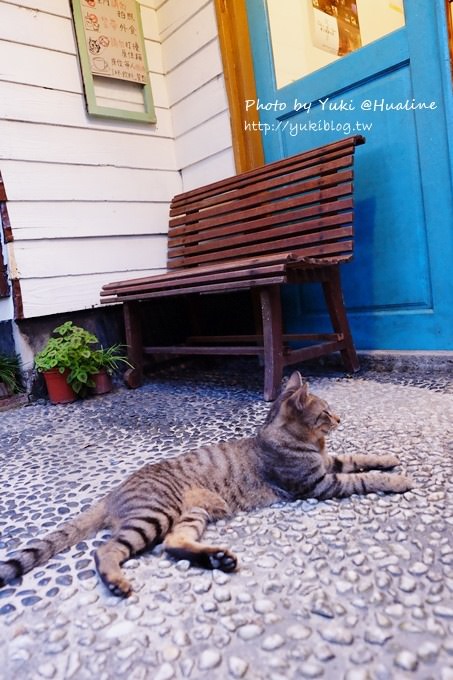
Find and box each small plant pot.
[90,370,112,395]
[42,369,77,405]
[0,382,10,398]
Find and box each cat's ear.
[284,372,309,411]
[284,371,304,392]
[288,382,309,411]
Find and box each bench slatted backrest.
[167,135,365,270]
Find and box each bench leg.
[250,289,264,367]
[322,266,360,373]
[123,302,144,388]
[260,286,284,401]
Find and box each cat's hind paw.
[207,549,238,573]
[389,474,414,494]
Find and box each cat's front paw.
[104,576,133,598]
[379,454,400,469]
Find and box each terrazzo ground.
[0,360,452,680]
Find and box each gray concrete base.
[357,350,453,374]
[311,350,453,376]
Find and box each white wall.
[157,0,235,190]
[0,0,234,319]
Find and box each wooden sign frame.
[71,0,156,123]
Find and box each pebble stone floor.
[0,360,452,680]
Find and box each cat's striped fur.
[0,372,412,596]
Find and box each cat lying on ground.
[0,372,412,596]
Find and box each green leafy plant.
[35,322,101,395]
[91,344,133,375]
[0,353,22,394]
[35,322,133,396]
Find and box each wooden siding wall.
[0,0,234,318]
[156,0,235,191]
[0,217,14,323]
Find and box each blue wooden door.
[245,0,453,350]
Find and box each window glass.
[267,0,405,89]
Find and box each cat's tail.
[0,499,109,587]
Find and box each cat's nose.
[334,414,341,424]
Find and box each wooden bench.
[101,135,365,400]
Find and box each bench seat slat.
[170,144,354,209]
[169,174,353,237]
[169,200,354,253]
[169,158,353,226]
[169,191,353,246]
[101,262,289,297]
[169,220,354,265]
[168,176,354,244]
[169,237,353,270]
[101,252,297,292]
[101,275,288,303]
[101,254,348,298]
[101,253,352,303]
[170,135,364,206]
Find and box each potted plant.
[34,321,98,403]
[0,353,22,397]
[35,322,133,404]
[90,344,132,395]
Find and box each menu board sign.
[77,0,147,84]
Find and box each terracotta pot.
[91,370,112,395]
[42,368,77,405]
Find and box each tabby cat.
[0,372,412,597]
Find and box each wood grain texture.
[7,202,170,240]
[0,3,74,53]
[0,81,173,137]
[0,40,82,91]
[0,162,182,202]
[214,0,264,173]
[161,3,219,72]
[175,111,234,169]
[0,121,177,171]
[157,0,208,40]
[3,0,71,16]
[21,269,160,317]
[14,236,168,278]
[165,40,224,107]
[172,78,230,138]
[181,149,236,192]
